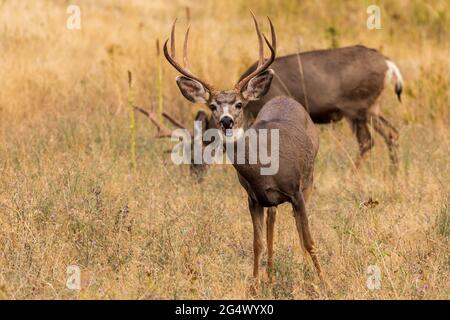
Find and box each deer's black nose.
[220,116,234,129]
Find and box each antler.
[163,19,215,93]
[163,112,196,138]
[134,106,173,138]
[135,106,195,138]
[162,112,187,130]
[235,13,277,92]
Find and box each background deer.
[134,106,215,181]
[163,14,323,281]
[241,45,403,168]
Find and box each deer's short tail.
[385,60,403,102]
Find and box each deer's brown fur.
[233,96,322,279]
[242,45,403,167]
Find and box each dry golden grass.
[0,0,449,299]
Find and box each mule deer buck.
[163,14,323,281]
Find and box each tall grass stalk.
[156,39,164,123]
[127,70,137,175]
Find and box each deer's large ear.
[176,76,210,103]
[241,69,274,101]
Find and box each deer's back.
[255,96,319,153]
[243,45,388,121]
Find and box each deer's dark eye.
[236,102,242,110]
[209,104,217,111]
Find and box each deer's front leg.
[266,207,277,281]
[248,196,264,279]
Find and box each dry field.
[0,0,449,299]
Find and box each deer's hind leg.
[292,192,323,280]
[370,113,399,167]
[302,178,314,203]
[248,197,265,279]
[351,119,374,168]
[266,207,277,281]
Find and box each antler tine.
[262,32,275,62]
[162,111,187,130]
[183,24,191,69]
[134,106,173,138]
[170,18,177,58]
[162,111,194,140]
[267,16,276,55]
[163,19,215,93]
[250,10,264,68]
[235,14,277,91]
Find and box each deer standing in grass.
[241,45,403,168]
[163,14,323,281]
